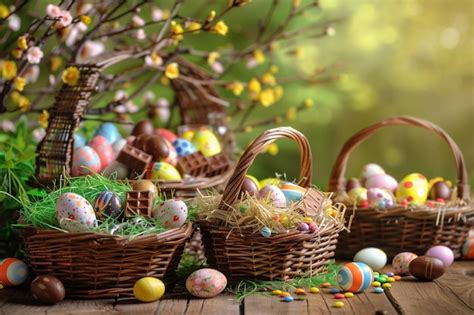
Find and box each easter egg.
[245,175,261,189]
[162,139,178,166]
[93,191,123,220]
[151,162,182,181]
[241,177,260,197]
[429,181,451,201]
[181,130,195,142]
[353,247,387,271]
[95,122,121,144]
[0,258,28,286]
[173,138,197,157]
[134,134,170,161]
[392,252,418,275]
[365,174,398,192]
[102,161,129,179]
[259,185,286,208]
[152,199,187,229]
[462,238,474,259]
[396,173,429,206]
[155,128,178,143]
[56,192,97,232]
[192,129,222,157]
[337,262,373,293]
[112,139,127,156]
[260,226,272,238]
[72,146,102,176]
[31,275,65,305]
[133,277,165,302]
[347,187,368,205]
[409,256,445,280]
[281,182,306,205]
[361,163,385,181]
[367,188,394,208]
[259,178,282,188]
[425,245,454,267]
[132,180,158,197]
[89,135,114,170]
[73,133,86,148]
[131,120,154,136]
[346,178,361,192]
[186,268,227,298]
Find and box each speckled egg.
[152,199,187,228]
[155,128,178,143]
[0,258,28,286]
[151,162,182,181]
[56,192,97,232]
[95,122,121,144]
[392,252,418,275]
[112,138,127,156]
[347,187,368,205]
[361,163,385,181]
[365,174,398,192]
[93,191,123,220]
[259,185,286,208]
[173,138,197,157]
[367,188,394,208]
[162,139,178,166]
[353,247,387,271]
[192,129,222,157]
[280,182,306,205]
[89,135,114,170]
[73,133,86,148]
[102,161,129,179]
[186,268,227,298]
[396,173,429,205]
[259,178,282,188]
[72,146,102,176]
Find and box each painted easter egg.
[347,187,368,205]
[409,256,445,280]
[259,178,282,188]
[337,262,373,293]
[73,133,86,148]
[462,238,474,259]
[31,275,65,305]
[72,146,101,176]
[0,258,28,286]
[346,178,361,192]
[133,277,165,302]
[112,138,127,156]
[151,162,182,181]
[396,173,429,206]
[93,191,123,220]
[102,161,129,179]
[95,122,121,144]
[280,182,306,205]
[259,185,286,208]
[152,199,188,229]
[162,139,178,166]
[353,247,387,271]
[155,128,178,143]
[361,163,385,182]
[181,130,195,142]
[425,245,454,267]
[245,175,261,189]
[173,138,197,157]
[186,268,227,298]
[367,188,394,208]
[56,192,97,232]
[392,252,418,275]
[89,135,114,170]
[260,226,272,238]
[241,177,260,197]
[132,180,158,197]
[365,174,398,192]
[192,129,222,157]
[131,120,154,136]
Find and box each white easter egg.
[367,188,394,208]
[259,185,286,208]
[361,163,385,181]
[152,199,187,229]
[56,192,97,232]
[353,247,387,271]
[112,139,127,156]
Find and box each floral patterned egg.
[93,191,123,220]
[348,187,368,205]
[259,185,286,208]
[72,146,101,176]
[162,139,178,165]
[365,174,398,192]
[155,128,178,143]
[173,138,197,157]
[95,122,121,144]
[396,173,429,205]
[151,162,182,181]
[56,192,97,232]
[73,133,86,148]
[89,135,114,170]
[367,188,394,208]
[192,129,222,157]
[392,252,418,275]
[152,199,187,228]
[185,268,227,298]
[112,139,127,156]
[361,163,385,182]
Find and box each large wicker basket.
[328,116,473,259]
[21,223,192,298]
[199,127,343,281]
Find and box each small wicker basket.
[328,116,473,259]
[199,127,343,281]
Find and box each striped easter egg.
[93,191,123,220]
[337,262,373,293]
[0,258,29,286]
[462,238,474,259]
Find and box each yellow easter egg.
[348,187,368,205]
[246,175,261,189]
[133,277,165,302]
[192,129,222,157]
[181,130,195,142]
[151,162,182,181]
[259,178,282,188]
[396,173,428,205]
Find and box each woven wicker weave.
[327,116,473,259]
[199,127,343,281]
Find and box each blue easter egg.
[337,262,373,293]
[281,189,303,205]
[172,138,197,157]
[95,123,121,144]
[260,226,272,238]
[74,133,86,148]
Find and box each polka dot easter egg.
[56,192,97,232]
[0,258,29,286]
[173,138,197,157]
[152,199,187,229]
[337,262,373,293]
[72,146,101,176]
[151,162,182,181]
[259,185,286,208]
[186,268,227,298]
[392,252,418,275]
[89,135,114,170]
[396,173,429,206]
[93,191,123,221]
[192,129,222,157]
[95,122,121,144]
[367,188,394,208]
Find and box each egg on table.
[280,182,306,205]
[365,174,398,192]
[462,238,474,259]
[192,129,222,157]
[152,199,188,229]
[31,275,65,305]
[367,188,394,208]
[0,258,29,286]
[353,247,387,271]
[173,138,197,157]
[361,163,385,182]
[155,128,178,144]
[72,146,102,176]
[93,191,123,221]
[56,192,97,232]
[409,256,445,280]
[392,252,418,275]
[95,122,121,144]
[337,262,373,293]
[347,187,368,205]
[133,277,165,302]
[425,245,454,267]
[259,185,286,208]
[186,268,227,298]
[151,162,182,181]
[102,161,129,179]
[89,135,114,170]
[396,173,429,205]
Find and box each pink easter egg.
[365,174,398,192]
[155,128,178,144]
[89,136,114,170]
[72,146,101,176]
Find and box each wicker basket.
[21,223,192,298]
[199,127,343,281]
[328,116,473,259]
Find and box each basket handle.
[219,127,313,210]
[327,116,470,201]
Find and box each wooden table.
[1,261,473,315]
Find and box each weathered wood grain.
[436,260,474,310]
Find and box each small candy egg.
[152,199,187,229]
[192,129,222,157]
[181,130,195,142]
[333,301,344,308]
[241,177,260,197]
[393,275,401,281]
[297,222,309,232]
[321,282,331,288]
[373,287,384,294]
[260,226,272,238]
[386,272,395,277]
[354,247,387,271]
[73,133,86,148]
[337,262,373,293]
[372,281,381,287]
[102,161,129,179]
[334,293,345,299]
[112,138,127,156]
[347,187,368,206]
[386,277,395,283]
[365,174,398,192]
[0,258,28,286]
[173,138,197,157]
[462,238,474,259]
[56,192,96,232]
[409,256,445,280]
[282,296,294,302]
[93,191,123,221]
[344,292,354,298]
[272,289,282,295]
[131,120,154,137]
[330,288,340,294]
[382,283,392,289]
[280,182,306,205]
[378,276,387,283]
[279,292,291,297]
[72,146,101,176]
[133,277,165,302]
[31,275,65,305]
[361,163,385,182]
[155,128,178,144]
[95,122,121,144]
[308,222,318,232]
[186,268,227,298]
[425,245,454,267]
[259,185,286,208]
[151,162,182,181]
[259,178,282,188]
[396,173,429,206]
[392,252,418,275]
[310,287,320,293]
[295,288,306,295]
[367,188,394,209]
[89,135,114,170]
[429,181,451,200]
[132,180,158,197]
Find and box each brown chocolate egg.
[346,178,361,192]
[409,256,445,280]
[241,178,259,197]
[132,180,158,197]
[31,275,65,305]
[133,134,169,161]
[131,120,154,137]
[429,181,451,200]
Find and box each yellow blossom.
[254,49,265,64]
[17,36,28,50]
[207,52,220,65]
[266,143,279,156]
[228,81,244,96]
[38,110,50,128]
[186,21,202,33]
[212,21,228,36]
[259,88,275,107]
[244,126,253,133]
[61,66,80,86]
[1,60,17,80]
[273,85,284,100]
[270,64,278,74]
[14,76,26,92]
[51,56,63,72]
[18,95,31,112]
[165,62,179,79]
[0,4,9,19]
[10,91,21,103]
[80,15,92,25]
[286,106,297,121]
[160,75,170,86]
[304,98,314,108]
[170,21,184,42]
[11,49,23,59]
[248,78,261,100]
[207,10,216,22]
[261,72,276,86]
